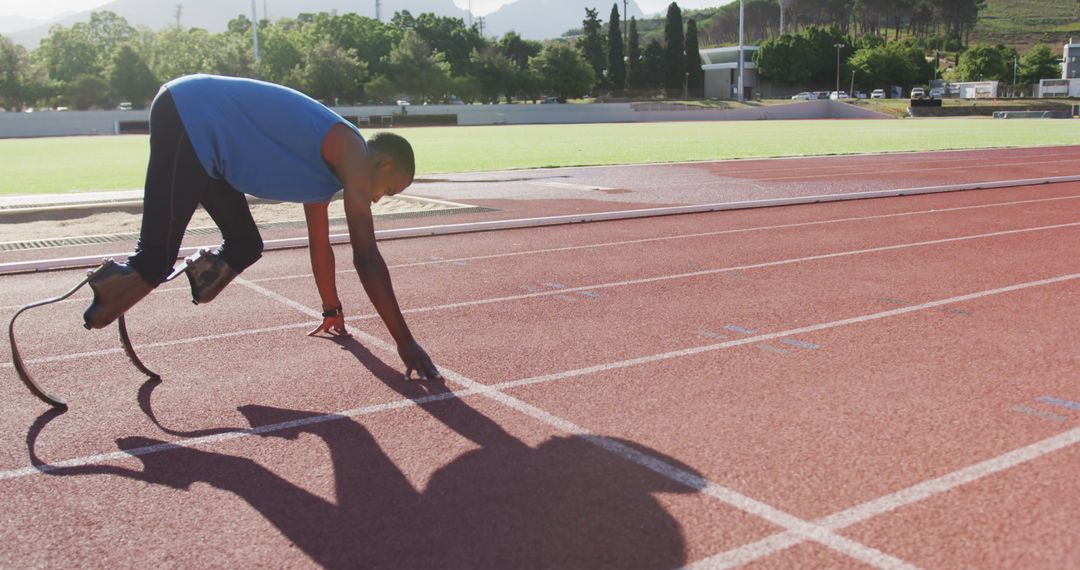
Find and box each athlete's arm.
[304,201,347,336]
[324,124,441,380]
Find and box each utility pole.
[622,0,628,47]
[376,0,381,22]
[737,0,744,101]
[468,0,472,27]
[778,0,792,36]
[834,43,845,95]
[174,3,183,28]
[251,0,260,61]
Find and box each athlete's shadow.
[28,338,701,568]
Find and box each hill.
[971,0,1080,49]
[485,0,645,40]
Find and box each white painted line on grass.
[6,219,1080,370]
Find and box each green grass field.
[2,118,1078,195]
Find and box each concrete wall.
[0,100,890,138]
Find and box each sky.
[0,0,727,21]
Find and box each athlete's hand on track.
[399,341,442,381]
[307,312,349,337]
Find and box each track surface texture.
[2,147,1080,568]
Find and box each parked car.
[853,90,868,99]
[928,87,945,99]
[829,91,849,100]
[541,96,566,104]
[117,101,132,111]
[870,88,886,99]
[909,87,926,100]
[790,92,815,101]
[816,91,831,99]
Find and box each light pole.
[251,0,260,62]
[834,43,845,95]
[850,69,855,97]
[737,0,745,102]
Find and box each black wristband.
[322,305,342,318]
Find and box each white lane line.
[6,219,1080,370]
[489,271,1080,392]
[689,426,1080,568]
[706,150,1080,178]
[244,192,1080,285]
[0,390,471,482]
[527,181,615,191]
[11,271,1080,564]
[3,191,1076,314]
[755,158,1080,182]
[237,280,917,570]
[380,220,1080,319]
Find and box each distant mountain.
[0,15,45,34]
[6,0,470,48]
[484,0,645,40]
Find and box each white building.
[700,46,759,100]
[1038,78,1080,98]
[950,80,999,99]
[1063,39,1080,80]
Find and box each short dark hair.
[368,132,415,182]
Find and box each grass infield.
[1,118,1078,195]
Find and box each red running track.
[2,163,1080,567]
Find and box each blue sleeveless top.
[164,74,365,203]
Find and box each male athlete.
[83,74,441,381]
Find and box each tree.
[498,31,541,71]
[754,33,815,86]
[386,29,453,103]
[471,45,522,103]
[253,20,305,86]
[955,44,1008,82]
[663,2,685,92]
[148,28,220,84]
[626,17,644,89]
[392,11,484,76]
[1018,44,1062,85]
[0,35,31,110]
[529,42,595,99]
[300,40,367,104]
[67,75,112,110]
[108,44,158,108]
[578,8,605,88]
[85,11,136,66]
[642,39,665,89]
[607,4,625,90]
[39,23,103,84]
[684,19,702,97]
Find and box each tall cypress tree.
[684,18,703,97]
[626,17,643,90]
[607,4,625,90]
[663,2,685,92]
[578,8,605,88]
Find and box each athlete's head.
[367,132,415,203]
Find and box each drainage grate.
[0,206,494,252]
